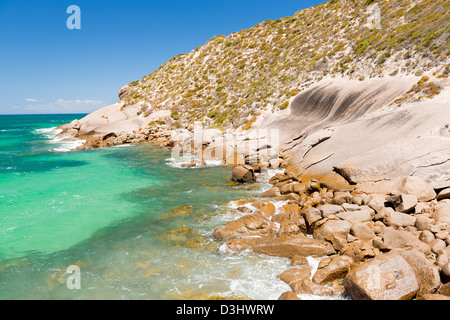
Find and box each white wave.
[52,138,85,152]
[165,156,224,169]
[113,144,132,148]
[34,126,84,152]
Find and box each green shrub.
[280,101,289,110]
[170,110,180,120]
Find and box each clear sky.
[0,0,325,114]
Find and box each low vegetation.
[122,0,449,130]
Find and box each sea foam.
[34,127,84,152]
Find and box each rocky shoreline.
[56,119,450,300]
[217,165,450,300]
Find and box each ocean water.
[0,114,293,300]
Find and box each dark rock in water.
[231,165,256,183]
[158,204,194,220]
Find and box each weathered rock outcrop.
[343,249,440,300]
[216,167,450,300]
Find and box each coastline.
[54,120,450,300]
[50,75,450,300]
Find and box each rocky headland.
[55,0,450,300]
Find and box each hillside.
[58,0,450,188]
[54,0,450,300]
[119,0,449,130]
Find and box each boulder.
[260,203,276,218]
[118,84,131,100]
[273,203,301,223]
[383,211,416,228]
[317,204,344,218]
[278,291,301,300]
[313,220,352,240]
[391,176,436,202]
[415,216,435,232]
[351,222,376,240]
[300,279,334,296]
[224,234,336,258]
[342,203,362,212]
[343,249,439,300]
[442,262,450,283]
[269,158,282,169]
[291,255,309,267]
[231,165,256,183]
[324,232,348,251]
[419,230,435,245]
[277,219,307,237]
[440,282,450,296]
[431,240,447,256]
[399,194,418,213]
[437,188,450,200]
[213,213,275,240]
[332,191,353,205]
[280,183,294,194]
[382,229,431,255]
[431,201,450,225]
[341,240,379,262]
[397,248,441,296]
[312,255,354,285]
[278,266,312,293]
[418,293,450,300]
[366,194,388,213]
[301,207,322,231]
[336,207,374,224]
[260,187,281,198]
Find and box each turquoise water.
[0,114,291,299]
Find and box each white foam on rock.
[35,127,85,152]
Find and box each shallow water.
[0,114,295,300]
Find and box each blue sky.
[0,0,325,114]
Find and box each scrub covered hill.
[119,0,449,130]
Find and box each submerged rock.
[158,204,194,220]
